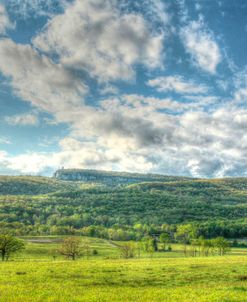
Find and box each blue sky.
[0,0,247,177]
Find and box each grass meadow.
[0,237,246,302]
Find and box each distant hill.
[53,168,191,185]
[0,171,246,238]
[0,176,76,195]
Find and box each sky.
[0,0,247,177]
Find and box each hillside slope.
[0,176,77,195]
[0,172,246,238]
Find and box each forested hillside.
[0,176,76,195]
[0,172,246,239]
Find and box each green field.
[0,237,246,302]
[0,174,246,301]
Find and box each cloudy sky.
[0,0,246,177]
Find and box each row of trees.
[182,237,230,257]
[0,233,231,261]
[117,235,230,259]
[1,220,246,243]
[52,235,230,260]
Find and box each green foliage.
[211,237,231,255]
[176,224,198,244]
[0,176,77,195]
[0,174,246,239]
[0,234,25,261]
[141,237,156,255]
[159,233,170,251]
[59,237,81,260]
[117,241,137,259]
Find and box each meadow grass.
[0,256,246,301]
[0,237,246,301]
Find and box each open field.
[0,256,246,302]
[0,237,246,302]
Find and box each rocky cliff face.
[53,169,190,185]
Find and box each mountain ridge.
[53,168,193,185]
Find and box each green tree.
[211,237,230,256]
[159,233,170,251]
[118,242,136,259]
[59,237,81,260]
[197,236,212,256]
[0,234,25,261]
[141,237,155,257]
[175,224,198,256]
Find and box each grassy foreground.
[0,237,246,301]
[0,256,246,302]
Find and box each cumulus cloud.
[6,96,247,177]
[0,0,164,119]
[0,39,87,113]
[0,137,153,175]
[0,4,14,34]
[181,19,221,73]
[2,81,244,178]
[147,76,208,94]
[33,0,164,81]
[5,112,39,126]
[101,94,218,117]
[2,104,247,177]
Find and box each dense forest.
[0,170,246,240]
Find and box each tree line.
[0,232,232,262]
[0,219,246,242]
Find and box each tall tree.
[175,224,198,256]
[159,233,170,251]
[211,237,230,255]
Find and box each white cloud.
[147,76,208,94]
[0,0,246,178]
[99,84,119,95]
[0,39,87,113]
[4,152,58,174]
[0,0,164,123]
[0,150,7,160]
[233,67,247,104]
[5,0,68,19]
[33,0,164,81]
[5,112,39,126]
[146,0,169,26]
[1,96,243,178]
[181,20,221,73]
[1,103,247,178]
[0,137,11,144]
[0,4,14,34]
